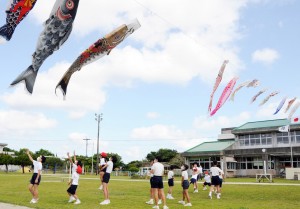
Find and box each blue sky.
[0,0,299,163]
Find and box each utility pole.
[95,113,103,175]
[83,138,91,157]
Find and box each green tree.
[0,154,14,173]
[124,160,143,171]
[44,157,64,174]
[146,149,178,162]
[14,149,32,174]
[169,153,184,168]
[146,151,157,161]
[3,147,16,152]
[35,149,55,157]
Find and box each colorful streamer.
[210,77,238,116]
[273,96,287,115]
[208,60,229,113]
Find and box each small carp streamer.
[208,60,229,113]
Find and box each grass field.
[0,173,300,209]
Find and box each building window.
[239,134,272,147]
[292,131,300,143]
[227,162,236,170]
[277,133,289,144]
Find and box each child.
[178,164,192,207]
[167,165,175,199]
[202,171,211,190]
[146,160,155,204]
[190,163,199,193]
[99,152,107,190]
[214,169,224,195]
[100,155,117,205]
[209,160,222,199]
[26,149,46,204]
[67,151,82,205]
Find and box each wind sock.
[250,88,267,104]
[208,60,229,113]
[273,96,287,115]
[247,79,260,87]
[0,0,37,41]
[288,101,300,119]
[55,19,141,97]
[10,0,80,93]
[259,91,279,106]
[284,97,297,113]
[210,77,238,117]
[230,80,251,102]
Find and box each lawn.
[0,173,300,209]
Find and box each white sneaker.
[100,200,109,205]
[146,199,154,204]
[158,199,162,204]
[184,203,192,207]
[203,187,207,190]
[209,194,212,199]
[68,196,76,203]
[217,194,221,199]
[163,205,169,209]
[152,206,159,209]
[178,200,185,205]
[74,199,81,204]
[30,199,38,204]
[169,195,175,200]
[99,185,103,190]
[193,189,198,193]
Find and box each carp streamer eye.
[66,0,74,10]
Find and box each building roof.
[231,118,296,134]
[234,119,289,130]
[184,140,235,153]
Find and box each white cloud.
[252,48,279,65]
[193,112,251,132]
[146,112,160,119]
[2,62,107,117]
[130,124,185,139]
[0,110,56,135]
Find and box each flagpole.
[288,125,293,168]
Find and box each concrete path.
[0,203,32,209]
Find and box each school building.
[182,119,300,178]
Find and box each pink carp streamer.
[273,96,287,115]
[259,91,279,106]
[208,60,229,113]
[250,88,268,104]
[210,77,238,117]
[285,97,297,113]
[288,101,300,119]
